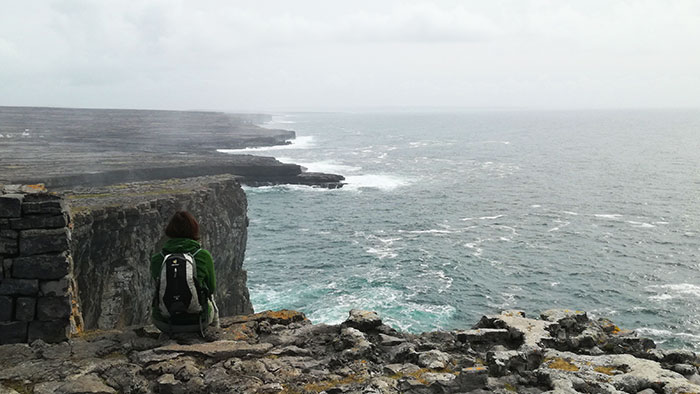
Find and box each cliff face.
[68,176,253,330]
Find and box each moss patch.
[545,357,580,372]
[0,380,34,394]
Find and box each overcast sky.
[1,0,699,111]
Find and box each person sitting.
[150,210,219,334]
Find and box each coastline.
[0,106,344,189]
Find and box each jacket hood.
[161,238,202,254]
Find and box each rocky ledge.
[1,309,699,394]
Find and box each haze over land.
[1,0,699,112]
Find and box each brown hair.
[165,211,200,241]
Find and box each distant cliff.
[0,106,344,189]
[68,175,253,330]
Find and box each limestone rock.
[19,228,70,256]
[0,296,13,321]
[0,279,39,296]
[154,340,272,360]
[0,322,28,344]
[55,374,117,394]
[0,194,23,218]
[11,253,71,280]
[9,214,68,230]
[379,333,406,347]
[417,349,451,369]
[343,309,382,331]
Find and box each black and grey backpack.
[156,249,210,327]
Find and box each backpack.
[156,250,209,321]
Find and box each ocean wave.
[627,221,656,228]
[461,214,505,221]
[217,135,315,153]
[399,229,455,235]
[343,174,410,191]
[594,214,623,219]
[278,159,361,174]
[243,184,337,193]
[636,327,700,341]
[647,283,700,300]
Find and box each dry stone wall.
[0,186,78,344]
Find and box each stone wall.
[0,186,78,344]
[68,176,253,330]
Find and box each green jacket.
[150,238,216,325]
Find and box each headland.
[0,106,344,189]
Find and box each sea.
[219,110,700,350]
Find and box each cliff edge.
[1,308,699,394]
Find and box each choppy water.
[220,110,700,350]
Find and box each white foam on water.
[461,214,505,221]
[399,229,455,235]
[366,247,398,259]
[649,294,674,301]
[636,328,700,341]
[243,184,336,194]
[627,221,656,228]
[594,214,623,219]
[217,135,315,153]
[343,174,410,191]
[281,159,361,174]
[562,211,579,216]
[531,204,541,208]
[648,283,700,299]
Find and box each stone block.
[19,228,70,256]
[37,296,72,320]
[2,258,11,278]
[457,328,511,344]
[0,278,39,295]
[40,276,71,296]
[0,321,28,344]
[0,194,23,218]
[0,229,18,239]
[0,236,18,255]
[15,297,36,321]
[0,296,13,321]
[22,193,61,202]
[28,320,70,343]
[22,200,64,215]
[9,214,69,230]
[11,252,71,280]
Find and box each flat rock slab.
[154,341,272,360]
